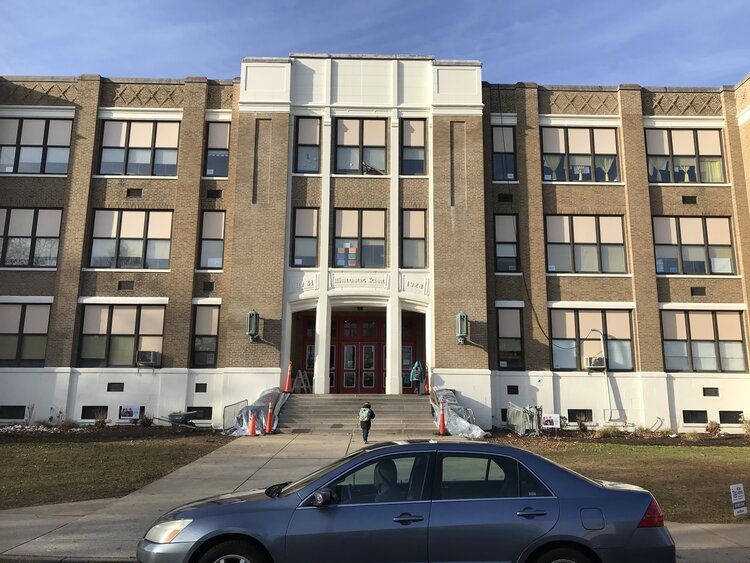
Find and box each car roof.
[360,440,531,456]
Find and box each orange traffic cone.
[424,366,430,394]
[265,399,274,434]
[247,412,256,436]
[284,360,293,393]
[438,399,447,436]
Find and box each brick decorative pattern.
[207,83,234,109]
[539,90,619,115]
[100,82,185,108]
[642,91,723,116]
[0,81,79,105]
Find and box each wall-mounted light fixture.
[456,311,468,345]
[246,310,260,342]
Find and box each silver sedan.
[137,440,675,563]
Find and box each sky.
[2,0,750,87]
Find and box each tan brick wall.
[399,178,429,209]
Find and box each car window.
[327,454,429,505]
[438,454,519,500]
[280,451,360,496]
[519,463,553,497]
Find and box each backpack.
[358,407,371,422]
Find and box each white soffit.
[0,105,75,119]
[643,116,725,128]
[491,114,518,126]
[0,295,54,303]
[658,302,747,311]
[205,109,232,122]
[539,114,620,127]
[495,300,525,308]
[98,107,183,121]
[77,296,169,305]
[548,301,635,309]
[192,297,222,305]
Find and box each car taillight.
[638,498,665,527]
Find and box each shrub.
[594,426,620,439]
[93,413,109,429]
[633,426,649,438]
[138,414,154,428]
[576,417,588,434]
[58,420,79,432]
[705,420,721,437]
[683,431,700,442]
[742,415,750,438]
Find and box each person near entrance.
[410,361,425,395]
[358,402,375,443]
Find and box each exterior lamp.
[456,311,468,345]
[246,310,260,342]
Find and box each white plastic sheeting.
[230,388,287,436]
[431,388,489,439]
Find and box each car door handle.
[516,509,547,519]
[393,513,424,525]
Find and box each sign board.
[730,483,747,517]
[119,405,140,420]
[542,413,561,429]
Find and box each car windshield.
[278,450,362,497]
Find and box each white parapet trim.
[548,301,635,309]
[642,115,725,129]
[77,296,169,305]
[192,297,222,305]
[539,114,620,127]
[658,302,747,310]
[0,105,76,119]
[98,107,183,121]
[0,295,54,303]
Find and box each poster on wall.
[119,405,141,420]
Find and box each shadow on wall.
[259,317,282,351]
[465,320,487,351]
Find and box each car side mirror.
[312,488,332,507]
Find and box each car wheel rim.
[213,556,251,563]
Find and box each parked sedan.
[137,440,675,563]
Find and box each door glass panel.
[305,345,315,370]
[344,372,356,387]
[344,345,356,369]
[401,346,412,370]
[363,345,375,369]
[362,372,375,387]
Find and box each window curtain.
[545,154,562,181]
[648,156,668,179]
[700,158,723,183]
[599,156,615,181]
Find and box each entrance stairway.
[278,394,436,436]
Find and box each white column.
[313,298,330,394]
[386,297,402,394]
[386,80,402,394]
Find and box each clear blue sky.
[2,0,749,86]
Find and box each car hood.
[158,487,274,521]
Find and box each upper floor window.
[291,208,318,267]
[0,208,61,268]
[0,118,72,175]
[492,126,516,181]
[199,211,225,270]
[90,210,172,269]
[192,305,219,368]
[497,308,523,370]
[661,310,745,372]
[99,120,179,176]
[79,304,164,367]
[646,129,724,183]
[204,122,229,178]
[653,216,734,275]
[546,215,626,274]
[401,119,425,175]
[494,215,518,272]
[335,118,386,175]
[333,209,385,268]
[401,210,426,268]
[550,309,633,371]
[0,303,50,367]
[542,127,618,182]
[295,117,320,173]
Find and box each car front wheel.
[197,539,270,563]
[532,546,593,563]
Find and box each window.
[79,304,164,367]
[199,211,225,269]
[0,208,61,267]
[0,118,73,174]
[568,409,593,423]
[401,210,426,268]
[653,217,734,275]
[494,215,518,272]
[646,129,724,183]
[0,405,26,420]
[661,310,746,372]
[682,410,708,424]
[89,210,172,269]
[401,119,425,175]
[333,209,385,268]
[81,406,108,420]
[0,303,50,367]
[550,309,633,371]
[292,208,318,267]
[335,118,386,175]
[492,126,516,180]
[192,305,219,368]
[99,120,179,176]
[542,127,618,182]
[295,117,320,173]
[204,122,229,177]
[546,215,626,273]
[497,308,523,370]
[327,454,429,504]
[438,454,550,499]
[719,411,743,424]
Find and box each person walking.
[410,360,425,395]
[358,402,375,443]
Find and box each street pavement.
[0,431,747,562]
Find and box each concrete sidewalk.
[0,432,747,562]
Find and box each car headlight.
[144,519,192,544]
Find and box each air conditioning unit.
[136,351,162,368]
[585,356,606,370]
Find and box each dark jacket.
[358,407,375,429]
